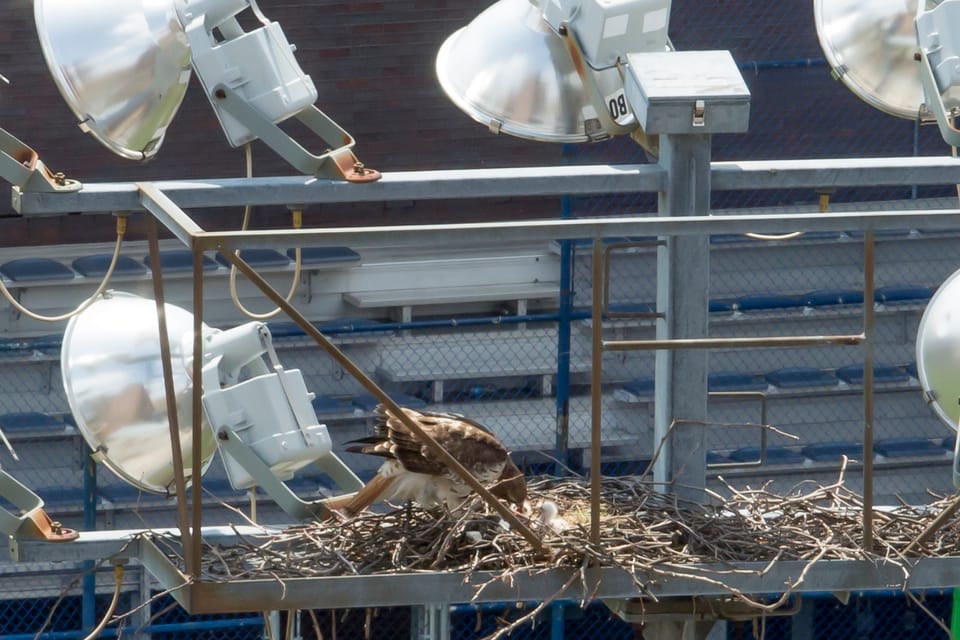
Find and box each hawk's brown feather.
[341,404,526,515]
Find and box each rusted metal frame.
[219,251,545,554]
[602,240,666,319]
[146,219,194,575]
[602,335,865,351]
[591,240,604,547]
[704,391,768,470]
[190,248,206,581]
[862,231,875,552]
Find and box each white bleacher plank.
[343,281,559,309]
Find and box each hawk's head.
[490,457,527,507]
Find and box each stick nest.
[166,475,960,584]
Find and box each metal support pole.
[653,133,712,502]
[862,231,875,551]
[413,603,451,640]
[555,193,574,473]
[81,451,96,631]
[146,219,194,575]
[590,239,604,546]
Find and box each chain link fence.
[1,0,959,638]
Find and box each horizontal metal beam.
[711,156,960,191]
[145,550,960,612]
[5,525,269,564]
[603,334,864,351]
[186,208,960,251]
[12,164,665,215]
[13,156,960,215]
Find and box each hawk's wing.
[338,404,512,514]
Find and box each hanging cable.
[228,143,303,319]
[0,215,127,322]
[81,564,124,640]
[744,187,838,241]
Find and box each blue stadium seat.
[765,367,838,389]
[730,446,806,465]
[72,254,147,277]
[706,450,729,465]
[835,363,910,386]
[709,298,735,313]
[708,371,768,392]
[287,246,361,265]
[319,317,385,334]
[0,412,71,433]
[733,293,805,312]
[216,249,290,268]
[845,229,915,239]
[144,250,219,273]
[874,285,934,305]
[352,392,427,412]
[874,437,944,458]
[709,234,747,244]
[0,258,74,282]
[607,301,655,315]
[802,289,864,308]
[311,395,356,416]
[621,377,655,397]
[802,441,863,462]
[943,435,956,452]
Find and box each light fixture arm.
[211,84,381,182]
[215,427,362,520]
[0,128,80,193]
[0,467,78,542]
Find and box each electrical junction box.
[624,50,750,135]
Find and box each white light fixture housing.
[916,0,960,146]
[916,268,960,488]
[61,291,361,519]
[436,0,673,145]
[35,0,379,182]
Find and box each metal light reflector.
[917,271,960,432]
[813,0,923,119]
[35,0,192,160]
[61,292,217,494]
[436,0,662,143]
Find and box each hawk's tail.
[334,473,397,516]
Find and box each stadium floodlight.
[60,291,361,519]
[814,0,960,148]
[814,0,924,120]
[916,0,960,146]
[34,0,378,182]
[436,0,749,152]
[436,0,672,148]
[916,269,960,488]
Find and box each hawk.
[332,404,527,515]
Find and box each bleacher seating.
[145,249,220,273]
[72,255,147,278]
[290,246,361,266]
[801,441,863,462]
[873,437,946,459]
[765,367,839,390]
[835,363,911,386]
[0,258,74,282]
[215,248,291,269]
